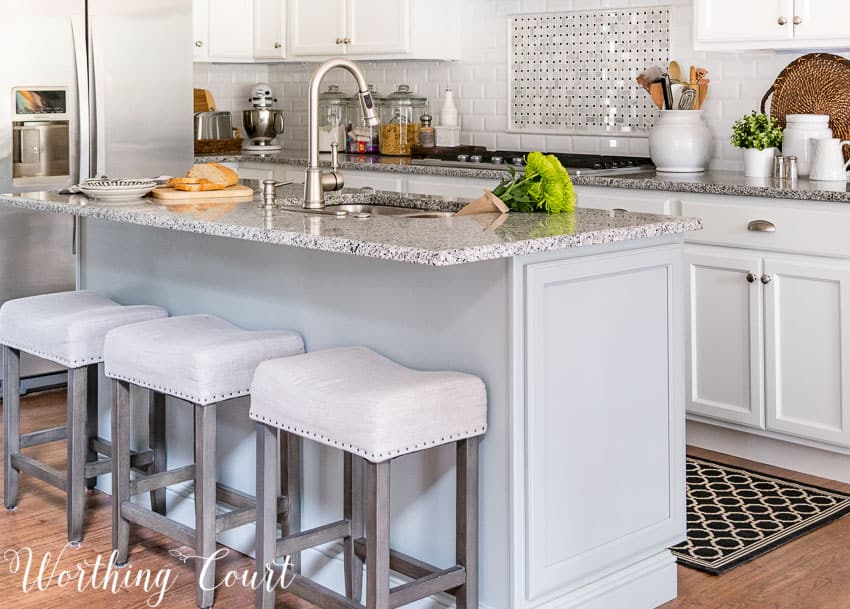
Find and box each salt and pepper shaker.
[786,155,798,186]
[773,155,787,183]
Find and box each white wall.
[195,0,850,171]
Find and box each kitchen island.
[0,186,700,609]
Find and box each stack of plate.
[78,179,157,202]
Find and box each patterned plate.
[80,178,157,190]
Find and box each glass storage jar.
[346,84,383,154]
[379,84,426,156]
[318,84,350,152]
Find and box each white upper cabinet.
[694,0,850,50]
[288,0,459,60]
[254,0,286,59]
[194,0,286,62]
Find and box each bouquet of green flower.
[730,111,783,150]
[491,152,576,214]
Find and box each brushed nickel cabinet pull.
[761,274,773,285]
[793,16,802,25]
[274,42,282,49]
[195,40,204,47]
[746,272,756,284]
[777,16,788,25]
[747,220,776,232]
[343,37,351,44]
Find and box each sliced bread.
[186,163,239,187]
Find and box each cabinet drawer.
[682,199,850,258]
[575,186,675,215]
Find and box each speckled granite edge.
[0,193,700,266]
[197,154,850,202]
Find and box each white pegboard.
[509,6,671,135]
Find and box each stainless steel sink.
[330,204,455,219]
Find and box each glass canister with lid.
[346,84,383,154]
[379,84,427,156]
[318,84,350,152]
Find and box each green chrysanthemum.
[491,152,576,214]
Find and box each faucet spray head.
[359,90,380,127]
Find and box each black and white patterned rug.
[671,457,850,575]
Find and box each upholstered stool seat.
[0,290,167,367]
[105,314,304,609]
[105,314,305,405]
[250,346,487,462]
[250,346,487,609]
[0,290,167,545]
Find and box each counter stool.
[104,314,304,609]
[0,290,167,544]
[249,346,487,609]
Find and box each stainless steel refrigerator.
[0,0,193,390]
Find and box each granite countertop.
[198,152,850,203]
[0,186,700,266]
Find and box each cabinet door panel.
[793,0,850,42]
[764,258,850,446]
[289,0,345,56]
[695,0,793,43]
[686,248,765,428]
[345,0,410,55]
[193,0,209,60]
[207,0,253,59]
[254,0,285,59]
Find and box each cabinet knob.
[747,219,776,232]
[335,37,344,44]
[195,40,204,48]
[343,37,352,44]
[777,16,788,25]
[746,272,756,284]
[793,15,802,25]
[761,274,773,285]
[274,42,282,49]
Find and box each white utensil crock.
[782,114,832,177]
[649,110,711,173]
[809,138,850,182]
[742,147,778,178]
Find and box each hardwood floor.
[1,389,850,608]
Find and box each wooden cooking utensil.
[193,88,217,113]
[649,83,665,109]
[669,61,682,83]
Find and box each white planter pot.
[648,110,711,173]
[742,147,777,178]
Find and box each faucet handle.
[330,141,341,172]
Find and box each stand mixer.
[242,83,285,152]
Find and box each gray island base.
[0,188,699,609]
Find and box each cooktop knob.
[469,154,483,163]
[490,156,504,164]
[457,154,469,162]
[512,156,525,166]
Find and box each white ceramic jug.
[648,110,711,173]
[809,138,850,182]
[782,114,832,176]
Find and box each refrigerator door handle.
[70,14,89,183]
[88,20,107,178]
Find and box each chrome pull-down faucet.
[304,58,379,209]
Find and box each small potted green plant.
[731,111,784,177]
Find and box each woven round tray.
[761,53,850,162]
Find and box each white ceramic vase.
[742,147,777,178]
[648,110,711,173]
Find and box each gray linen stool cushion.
[249,346,487,462]
[104,314,304,405]
[0,290,167,367]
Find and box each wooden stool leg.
[85,364,99,491]
[67,367,88,544]
[456,437,479,609]
[366,460,391,609]
[344,452,364,601]
[111,380,132,564]
[3,347,21,510]
[255,423,278,609]
[194,403,217,609]
[281,431,301,574]
[148,390,167,515]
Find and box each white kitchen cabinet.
[254,0,287,59]
[694,0,850,50]
[763,256,850,446]
[288,0,459,60]
[407,175,493,199]
[342,171,404,192]
[685,246,765,430]
[574,185,678,215]
[194,0,287,62]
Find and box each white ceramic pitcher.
[809,138,850,182]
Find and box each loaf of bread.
[186,163,239,187]
[172,179,226,192]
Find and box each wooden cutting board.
[194,88,217,112]
[151,184,255,203]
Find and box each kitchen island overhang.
[0,189,699,609]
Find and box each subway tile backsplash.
[194,0,850,171]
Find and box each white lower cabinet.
[686,243,850,449]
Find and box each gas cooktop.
[410,149,654,176]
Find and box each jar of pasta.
[379,84,426,156]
